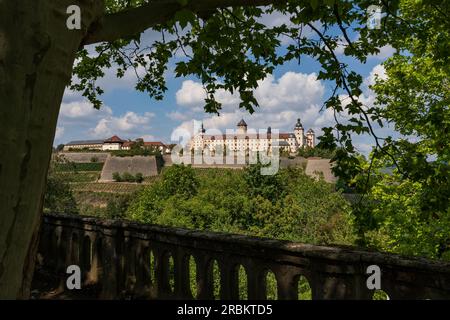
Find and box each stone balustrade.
[36,213,450,299]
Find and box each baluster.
[122,235,137,296]
[154,249,171,298]
[273,266,298,300]
[90,236,103,286]
[173,250,191,299]
[196,255,214,300]
[80,234,92,285]
[58,228,70,275]
[219,258,239,300]
[247,263,266,300]
[134,242,152,298]
[309,261,370,299]
[99,236,119,299]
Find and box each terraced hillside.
[100,155,159,181]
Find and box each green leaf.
[310,0,319,10]
[174,9,195,29]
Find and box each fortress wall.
[100,155,158,181]
[58,152,109,163]
[164,155,336,183]
[305,159,337,183]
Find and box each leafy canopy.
[126,165,356,245]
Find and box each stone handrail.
[37,213,450,299]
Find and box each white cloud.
[176,80,206,106]
[175,79,239,111]
[365,64,387,87]
[90,111,155,138]
[62,87,84,104]
[355,142,374,155]
[254,72,324,110]
[171,71,335,142]
[60,101,112,120]
[258,11,292,28]
[55,127,65,140]
[167,111,191,121]
[96,64,145,91]
[369,45,395,60]
[175,71,324,112]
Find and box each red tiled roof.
[104,135,125,143]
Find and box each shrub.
[112,172,145,183]
[122,172,135,182]
[297,146,336,159]
[161,164,199,198]
[243,162,286,203]
[127,166,355,246]
[44,175,78,215]
[55,162,103,172]
[112,172,122,182]
[90,156,98,163]
[106,194,132,219]
[135,172,144,183]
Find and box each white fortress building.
[190,118,315,154]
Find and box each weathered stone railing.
[37,213,450,299]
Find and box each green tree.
[56,144,65,152]
[122,172,136,182]
[364,173,450,260]
[161,164,199,199]
[44,176,78,216]
[127,167,355,245]
[43,157,78,215]
[126,166,355,299]
[343,0,450,255]
[243,162,286,203]
[106,194,133,219]
[112,172,122,182]
[135,173,144,183]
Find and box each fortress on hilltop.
[190,118,315,154]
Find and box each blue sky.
[55,13,395,156]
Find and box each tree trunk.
[0,0,104,299]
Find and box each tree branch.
[307,22,404,175]
[333,3,354,51]
[83,0,285,45]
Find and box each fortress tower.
[306,129,315,148]
[237,119,248,135]
[294,118,305,147]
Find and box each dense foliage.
[348,154,450,261]
[44,159,78,215]
[297,146,336,159]
[55,162,104,172]
[127,164,355,245]
[111,148,162,157]
[365,174,450,260]
[112,171,144,183]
